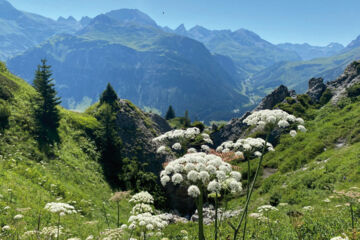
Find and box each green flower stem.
[197,188,205,240]
[215,192,218,240]
[232,132,270,240]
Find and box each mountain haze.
[169,24,301,74]
[277,42,344,60]
[8,11,251,122]
[0,0,80,60]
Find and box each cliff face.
[113,99,172,172]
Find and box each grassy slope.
[1,67,359,239]
[165,98,360,239]
[0,70,131,239]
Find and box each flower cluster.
[130,203,153,215]
[100,228,124,240]
[160,152,242,198]
[110,191,129,202]
[44,202,76,215]
[243,109,306,136]
[128,212,167,236]
[216,137,274,157]
[129,191,154,204]
[330,234,349,240]
[152,127,201,143]
[172,142,182,151]
[257,205,279,213]
[41,226,63,238]
[201,133,213,145]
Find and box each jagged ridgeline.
[0,60,360,239]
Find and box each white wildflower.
[257,205,278,212]
[172,143,182,151]
[44,202,76,215]
[157,146,167,154]
[171,173,183,185]
[187,148,197,153]
[129,191,154,204]
[188,185,200,198]
[13,214,24,220]
[298,125,307,132]
[290,130,297,137]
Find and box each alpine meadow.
[0,1,359,240]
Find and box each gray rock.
[306,77,326,102]
[159,213,188,224]
[211,85,291,146]
[327,60,360,103]
[254,85,291,111]
[190,206,242,225]
[148,113,172,133]
[114,99,168,172]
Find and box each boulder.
[254,85,291,111]
[306,77,326,102]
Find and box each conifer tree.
[184,110,191,127]
[165,105,176,120]
[33,59,61,144]
[100,83,119,106]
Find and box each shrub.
[285,97,296,105]
[0,85,13,100]
[0,102,10,130]
[0,61,7,73]
[319,89,333,105]
[347,82,360,98]
[191,121,205,132]
[269,192,281,206]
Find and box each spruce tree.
[184,110,191,127]
[33,59,61,144]
[100,83,119,106]
[165,105,175,120]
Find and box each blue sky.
[9,0,360,46]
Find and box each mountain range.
[2,0,360,121]
[6,10,251,122]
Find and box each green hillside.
[0,62,359,239]
[0,66,133,239]
[164,80,360,239]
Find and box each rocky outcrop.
[190,205,242,225]
[114,99,170,172]
[210,112,250,146]
[148,113,172,133]
[327,60,360,103]
[306,77,326,102]
[211,85,292,146]
[254,85,291,111]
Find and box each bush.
[269,192,281,206]
[347,82,360,98]
[191,121,205,132]
[0,61,7,73]
[319,89,333,105]
[0,102,10,130]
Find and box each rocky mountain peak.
[105,9,158,27]
[0,0,22,20]
[346,35,360,50]
[175,24,187,35]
